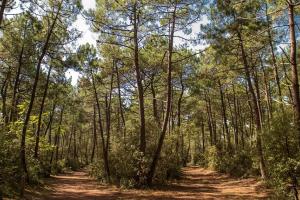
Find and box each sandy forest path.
[26,166,270,200]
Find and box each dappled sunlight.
[26,167,270,200]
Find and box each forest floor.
[25,166,270,200]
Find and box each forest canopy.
[1,0,300,199]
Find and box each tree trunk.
[288,3,300,148]
[91,72,110,182]
[205,93,213,146]
[10,44,24,122]
[201,119,205,153]
[177,73,184,127]
[147,6,176,185]
[45,102,56,136]
[104,68,114,176]
[265,3,282,103]
[50,106,64,166]
[150,75,159,125]
[0,0,7,27]
[237,30,267,179]
[19,4,61,196]
[34,65,52,158]
[1,72,8,124]
[231,84,239,148]
[91,104,97,163]
[218,80,231,150]
[261,58,272,128]
[115,60,126,137]
[133,3,146,154]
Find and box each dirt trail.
[26,167,270,200]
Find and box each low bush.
[204,145,253,177]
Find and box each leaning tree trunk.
[34,65,52,158]
[91,72,110,182]
[237,30,267,180]
[10,44,24,122]
[19,4,61,196]
[147,6,176,185]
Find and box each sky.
[7,0,206,86]
[67,0,207,85]
[66,0,97,85]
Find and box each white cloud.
[82,0,96,10]
[67,0,97,86]
[66,69,81,86]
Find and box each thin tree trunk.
[115,61,126,136]
[237,30,267,179]
[50,106,64,166]
[45,102,56,136]
[150,75,159,125]
[147,6,176,185]
[177,73,184,127]
[201,119,205,153]
[91,104,97,163]
[0,0,7,27]
[261,58,272,128]
[205,93,213,146]
[10,44,24,122]
[34,65,52,158]
[1,73,8,124]
[265,3,282,103]
[218,80,231,150]
[91,72,110,182]
[133,3,146,154]
[19,4,61,195]
[104,68,114,175]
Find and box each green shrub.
[204,145,253,177]
[87,132,182,187]
[263,112,300,199]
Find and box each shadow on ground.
[25,167,270,200]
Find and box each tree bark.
[265,3,282,103]
[147,5,176,185]
[150,75,159,125]
[177,73,184,127]
[91,72,110,182]
[132,3,146,154]
[0,0,7,27]
[1,72,8,124]
[115,60,126,136]
[91,104,97,163]
[218,80,231,150]
[237,30,267,179]
[45,102,56,137]
[19,4,61,196]
[288,3,300,147]
[10,44,24,122]
[34,65,52,158]
[205,93,213,146]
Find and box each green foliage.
[204,146,253,177]
[0,127,20,197]
[263,112,300,199]
[87,133,182,188]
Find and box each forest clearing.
[1,0,300,199]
